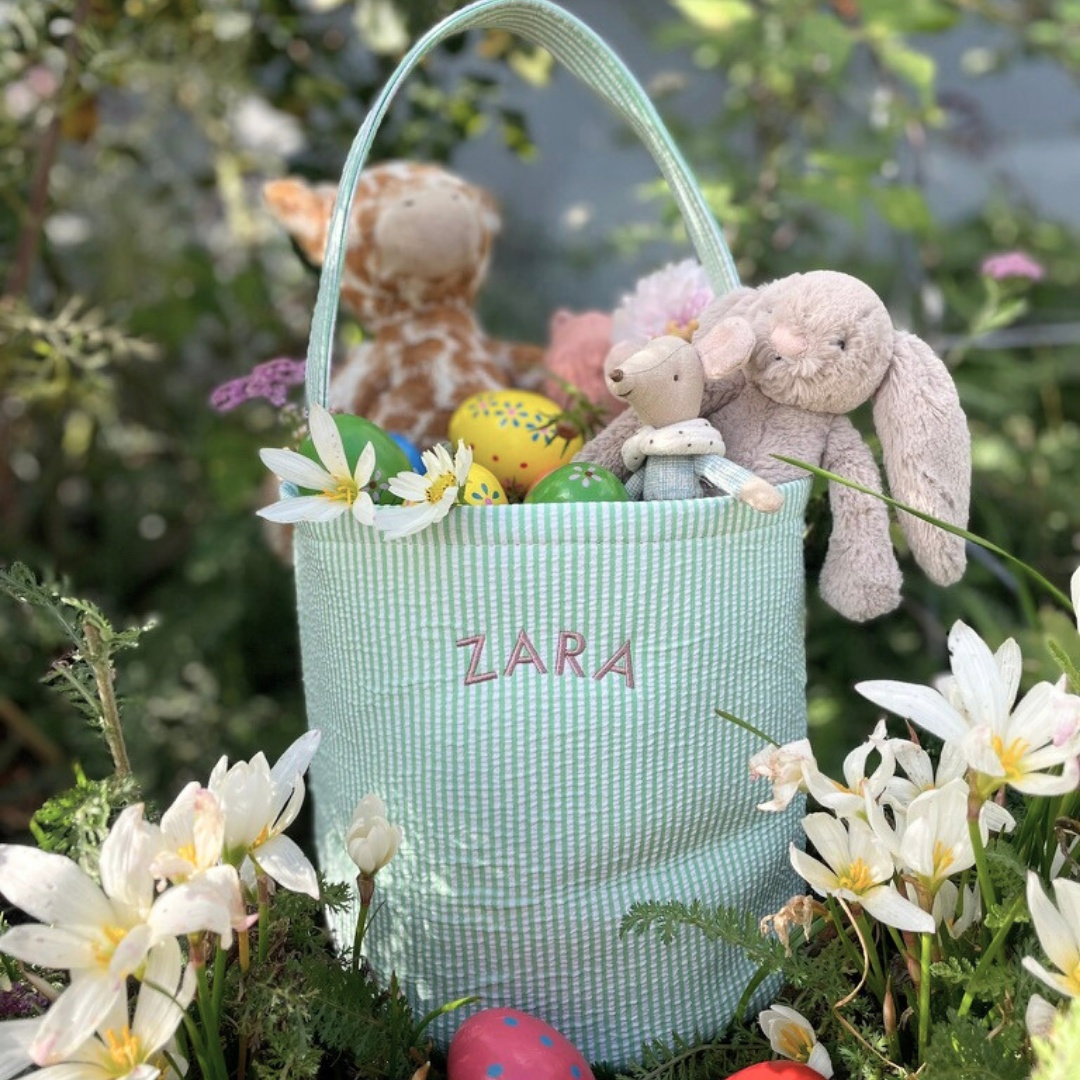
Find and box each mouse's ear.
[263,178,337,267]
[873,330,971,585]
[695,316,755,381]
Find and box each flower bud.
[346,794,403,877]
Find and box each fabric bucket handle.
[304,0,739,409]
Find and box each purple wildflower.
[209,357,306,412]
[0,980,50,1020]
[980,251,1045,282]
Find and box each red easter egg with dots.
[447,1007,594,1080]
[726,1062,824,1080]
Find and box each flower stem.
[239,928,250,974]
[854,911,887,1000]
[968,814,998,914]
[918,932,932,1063]
[257,872,271,964]
[82,620,131,778]
[195,959,230,1080]
[957,893,1025,1018]
[352,874,376,974]
[210,940,228,1025]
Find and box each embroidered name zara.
[455,630,635,689]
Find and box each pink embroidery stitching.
[455,635,497,685]
[593,640,635,689]
[555,630,587,677]
[503,629,548,676]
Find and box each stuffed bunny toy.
[578,270,971,622]
[605,333,782,511]
[264,162,544,447]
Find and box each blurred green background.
[2,0,1079,837]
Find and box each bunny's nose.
[769,325,807,358]
[608,368,624,383]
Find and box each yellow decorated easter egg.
[461,462,507,508]
[449,390,584,498]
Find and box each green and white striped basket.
[294,0,810,1065]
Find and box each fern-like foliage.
[620,900,787,971]
[222,885,427,1080]
[922,1008,1030,1080]
[28,764,139,878]
[1,562,146,774]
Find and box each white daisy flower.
[374,440,472,540]
[758,1003,833,1077]
[258,402,377,525]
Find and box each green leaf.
[875,37,937,104]
[870,185,933,233]
[669,0,755,33]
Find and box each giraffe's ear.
[263,178,337,266]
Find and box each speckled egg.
[448,390,584,498]
[461,462,507,508]
[525,462,629,504]
[446,1008,594,1080]
[298,413,409,505]
[726,1062,824,1080]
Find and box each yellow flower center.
[330,478,358,506]
[836,859,876,894]
[932,840,955,880]
[776,1024,814,1062]
[426,473,455,505]
[991,734,1029,781]
[1066,962,1080,996]
[93,924,128,966]
[252,823,272,849]
[103,1026,144,1077]
[177,842,197,865]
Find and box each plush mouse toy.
[604,333,782,511]
[579,270,971,622]
[264,162,544,446]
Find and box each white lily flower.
[758,1003,833,1078]
[894,779,981,893]
[258,402,377,525]
[801,721,894,819]
[885,738,1015,834]
[149,784,225,884]
[857,620,1080,799]
[208,730,322,898]
[346,795,403,878]
[790,813,935,934]
[931,879,981,938]
[1023,872,1080,998]
[1026,993,1060,1040]
[749,739,815,812]
[0,806,233,1065]
[1,936,195,1077]
[374,440,471,540]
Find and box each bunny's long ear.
[263,178,337,267]
[872,331,971,585]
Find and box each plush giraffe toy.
[264,161,544,447]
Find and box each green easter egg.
[298,413,410,506]
[525,462,630,504]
